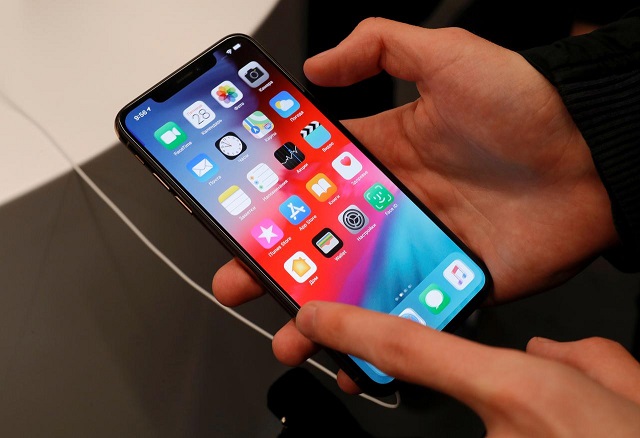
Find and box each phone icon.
[218,185,251,216]
[306,173,337,202]
[312,228,343,257]
[332,151,363,180]
[251,218,284,249]
[364,183,395,211]
[274,142,305,170]
[154,121,187,150]
[419,284,450,315]
[279,195,311,225]
[269,91,300,118]
[243,111,274,139]
[246,162,279,192]
[443,259,475,290]
[238,61,270,88]
[300,121,331,149]
[187,153,219,181]
[284,251,317,283]
[338,205,369,234]
[212,80,243,108]
[183,100,215,128]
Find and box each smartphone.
[114,33,491,396]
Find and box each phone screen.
[117,34,489,389]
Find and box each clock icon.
[215,132,247,159]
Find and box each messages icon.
[419,284,450,315]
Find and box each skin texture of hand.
[211,18,629,424]
[296,301,640,437]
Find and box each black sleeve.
[519,8,640,272]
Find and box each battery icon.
[233,43,242,51]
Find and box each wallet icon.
[187,153,219,182]
[300,121,331,149]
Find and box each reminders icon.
[218,185,251,216]
[246,162,278,192]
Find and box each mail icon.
[187,153,219,182]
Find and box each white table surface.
[0,0,280,204]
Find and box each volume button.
[134,154,145,165]
[174,196,193,214]
[152,173,170,191]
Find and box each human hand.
[214,18,619,310]
[212,17,624,402]
[302,18,619,303]
[293,301,640,437]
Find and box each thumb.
[303,17,477,87]
[527,336,640,404]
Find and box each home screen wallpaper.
[124,36,486,383]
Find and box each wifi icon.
[274,142,306,170]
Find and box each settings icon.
[338,205,369,234]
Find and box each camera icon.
[244,67,264,83]
[238,61,270,88]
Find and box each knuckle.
[578,336,626,353]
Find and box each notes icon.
[218,185,251,215]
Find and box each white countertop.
[0,0,279,204]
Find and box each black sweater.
[520,8,640,271]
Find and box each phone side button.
[152,173,171,191]
[134,154,145,165]
[174,196,193,214]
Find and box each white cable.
[1,91,400,410]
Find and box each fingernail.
[296,303,318,334]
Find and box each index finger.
[212,258,265,306]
